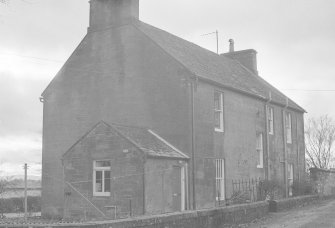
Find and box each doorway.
[172,165,187,211]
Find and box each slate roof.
[43,19,305,112]
[134,21,305,112]
[111,123,189,160]
[63,121,189,160]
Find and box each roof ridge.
[132,22,265,99]
[132,21,198,77]
[229,58,306,112]
[134,21,305,113]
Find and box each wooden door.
[172,166,182,211]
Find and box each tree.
[305,115,335,169]
[0,179,10,196]
[0,177,11,216]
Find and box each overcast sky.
[0,0,334,177]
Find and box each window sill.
[93,192,111,197]
[215,128,224,133]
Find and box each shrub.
[292,180,314,196]
[258,179,283,200]
[0,196,41,214]
[227,190,251,205]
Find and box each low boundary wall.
[1,201,268,228]
[269,195,320,212]
[5,195,334,228]
[310,168,335,195]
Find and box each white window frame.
[214,91,224,132]
[268,106,274,135]
[93,160,111,197]
[215,159,225,201]
[286,112,292,144]
[288,163,294,196]
[256,133,264,168]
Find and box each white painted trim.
[185,163,189,209]
[93,160,111,197]
[181,166,185,211]
[147,129,189,159]
[214,91,224,132]
[215,159,225,201]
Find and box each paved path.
[248,199,335,228]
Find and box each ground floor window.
[93,160,111,196]
[215,159,225,201]
[288,163,294,197]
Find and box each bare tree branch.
[305,115,335,169]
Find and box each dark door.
[172,166,182,211]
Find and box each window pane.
[96,161,111,167]
[104,171,111,192]
[215,159,225,200]
[214,92,220,110]
[95,171,103,192]
[286,113,291,128]
[256,134,263,149]
[214,111,221,128]
[256,134,263,168]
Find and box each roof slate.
[134,21,305,112]
[112,124,189,160]
[63,121,189,160]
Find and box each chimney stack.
[222,39,258,75]
[229,39,234,52]
[89,0,139,30]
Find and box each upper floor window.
[256,133,263,168]
[214,91,224,132]
[285,112,292,144]
[267,106,274,135]
[93,160,111,196]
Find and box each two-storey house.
[41,0,306,219]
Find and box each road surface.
[248,199,335,228]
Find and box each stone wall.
[63,123,145,219]
[310,168,335,195]
[269,195,319,212]
[27,201,269,228]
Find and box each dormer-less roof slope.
[112,123,189,160]
[42,19,305,113]
[133,21,305,113]
[62,121,189,160]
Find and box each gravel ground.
[246,199,335,228]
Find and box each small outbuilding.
[62,121,189,219]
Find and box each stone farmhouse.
[41,0,306,219]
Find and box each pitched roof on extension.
[133,21,305,113]
[62,121,189,160]
[111,123,189,160]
